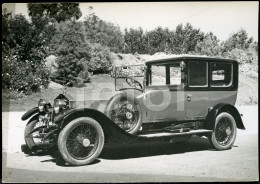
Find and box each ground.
[2,134,258,182]
[1,53,258,182]
[2,106,258,182]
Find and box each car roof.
[145,55,238,65]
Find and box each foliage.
[145,27,173,54]
[123,23,204,55]
[124,27,147,54]
[88,43,113,73]
[50,20,113,86]
[221,47,258,79]
[2,9,14,53]
[221,29,253,52]
[2,11,52,95]
[50,20,92,86]
[172,23,204,54]
[195,32,222,56]
[27,3,82,23]
[3,55,50,94]
[83,12,124,53]
[249,41,258,53]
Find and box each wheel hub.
[76,135,91,147]
[226,128,231,136]
[126,112,133,120]
[82,139,91,147]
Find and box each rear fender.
[55,108,139,144]
[205,103,245,130]
[21,107,39,121]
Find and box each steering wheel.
[125,77,142,89]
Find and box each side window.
[188,61,208,87]
[170,66,181,85]
[211,62,233,87]
[149,65,166,86]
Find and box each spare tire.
[105,93,142,134]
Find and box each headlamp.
[38,99,46,112]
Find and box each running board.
[138,129,213,138]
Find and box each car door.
[167,62,186,121]
[185,60,209,118]
[144,64,171,121]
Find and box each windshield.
[113,64,145,91]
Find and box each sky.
[10,2,259,42]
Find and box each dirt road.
[2,106,259,182]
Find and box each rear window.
[210,62,233,87]
[170,66,181,85]
[188,61,208,87]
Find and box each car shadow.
[100,135,214,160]
[23,146,101,167]
[22,135,215,166]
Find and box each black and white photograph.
[2,2,259,182]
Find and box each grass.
[2,74,116,112]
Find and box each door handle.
[187,94,192,101]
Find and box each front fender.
[54,108,140,144]
[21,107,39,121]
[205,103,245,130]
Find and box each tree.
[50,20,113,86]
[144,27,173,54]
[27,3,82,23]
[83,12,124,53]
[249,41,258,53]
[51,20,92,85]
[222,29,252,52]
[171,23,204,54]
[124,27,147,54]
[195,32,221,56]
[2,11,50,95]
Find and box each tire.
[24,117,38,149]
[105,93,142,134]
[58,117,104,166]
[210,112,237,150]
[24,116,54,151]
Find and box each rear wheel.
[58,117,104,166]
[210,112,237,150]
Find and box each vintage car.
[21,55,245,166]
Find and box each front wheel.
[105,93,142,134]
[24,116,54,151]
[210,112,237,150]
[58,117,104,166]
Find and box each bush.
[221,48,258,78]
[2,11,52,98]
[50,20,113,85]
[78,70,90,83]
[2,88,27,100]
[3,54,49,96]
[2,54,50,95]
[88,43,113,73]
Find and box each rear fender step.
[137,129,213,138]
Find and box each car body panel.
[205,103,245,130]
